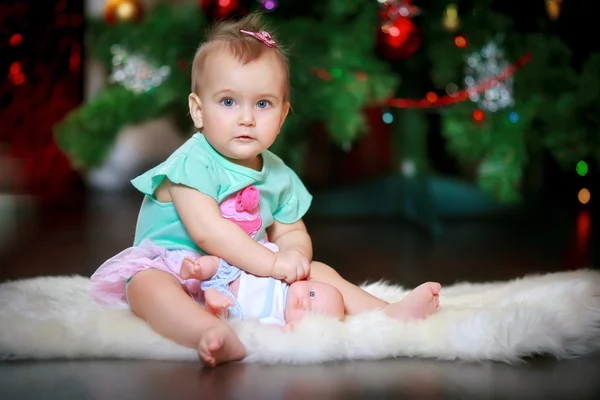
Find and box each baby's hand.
[272,249,310,283]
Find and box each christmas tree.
[53,0,600,207]
[54,0,398,173]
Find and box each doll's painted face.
[284,280,345,323]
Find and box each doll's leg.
[127,268,245,367]
[180,255,221,280]
[204,288,234,317]
[309,261,440,320]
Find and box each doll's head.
[188,13,290,169]
[284,280,345,323]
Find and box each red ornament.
[377,16,421,60]
[379,0,421,20]
[199,0,239,19]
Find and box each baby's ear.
[279,101,290,128]
[188,93,204,129]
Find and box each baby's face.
[284,280,345,323]
[191,50,289,168]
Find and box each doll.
[182,255,345,332]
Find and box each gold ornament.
[443,4,460,32]
[104,0,143,25]
[545,0,562,20]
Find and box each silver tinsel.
[109,45,170,94]
[464,41,514,112]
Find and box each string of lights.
[384,53,532,109]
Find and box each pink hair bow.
[240,29,276,47]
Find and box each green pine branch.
[55,2,399,173]
[52,0,600,204]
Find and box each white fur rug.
[1,270,599,365]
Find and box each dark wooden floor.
[1,190,599,399]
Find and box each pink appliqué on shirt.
[219,185,262,238]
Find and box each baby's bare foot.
[385,282,441,322]
[198,326,246,367]
[204,288,234,317]
[180,256,220,281]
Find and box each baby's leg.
[204,288,234,317]
[310,261,441,321]
[127,269,245,367]
[385,282,441,321]
[180,255,221,280]
[309,261,389,314]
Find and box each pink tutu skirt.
[90,240,203,305]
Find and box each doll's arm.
[267,219,313,262]
[169,182,277,277]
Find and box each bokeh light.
[472,109,484,122]
[454,35,467,48]
[426,92,438,103]
[382,112,394,124]
[10,34,23,46]
[576,160,588,177]
[578,188,591,205]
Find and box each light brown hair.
[190,13,290,101]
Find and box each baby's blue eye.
[257,100,270,109]
[221,98,235,107]
[309,291,315,298]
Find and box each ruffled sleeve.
[272,169,313,224]
[130,152,219,200]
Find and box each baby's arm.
[267,220,386,314]
[267,219,313,262]
[169,182,277,278]
[266,219,385,315]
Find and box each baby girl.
[91,14,440,367]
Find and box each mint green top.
[130,133,312,254]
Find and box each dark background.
[1,0,598,212]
